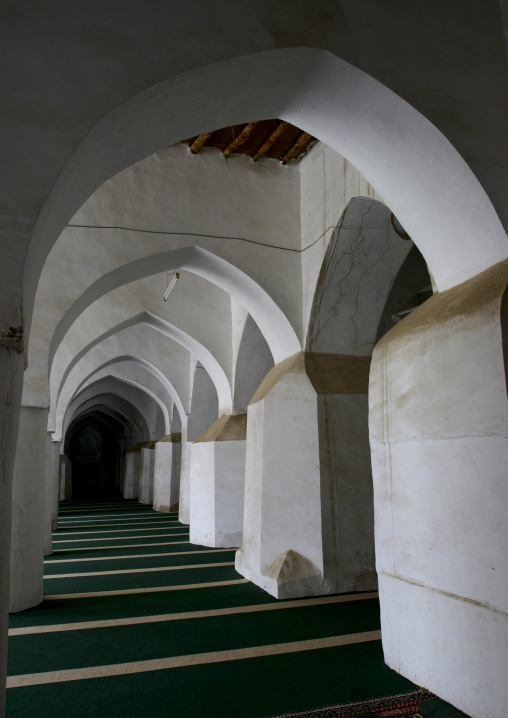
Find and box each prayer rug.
[263,687,435,717]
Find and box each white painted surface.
[44,441,61,558]
[9,408,47,613]
[123,452,141,500]
[64,382,151,445]
[187,365,219,442]
[52,323,192,437]
[139,447,155,505]
[233,315,274,413]
[153,441,172,513]
[2,10,508,718]
[178,441,192,525]
[237,356,328,598]
[59,456,72,501]
[58,376,162,444]
[380,575,508,718]
[0,345,23,717]
[369,266,508,718]
[153,439,181,513]
[189,443,215,546]
[189,440,246,548]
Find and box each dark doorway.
[67,415,122,500]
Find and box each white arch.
[49,246,300,368]
[55,312,231,414]
[63,392,149,445]
[66,406,134,443]
[55,358,176,440]
[24,46,508,349]
[60,378,159,443]
[76,355,186,426]
[51,322,195,429]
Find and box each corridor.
[6,501,466,717]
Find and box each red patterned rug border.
[261,687,436,718]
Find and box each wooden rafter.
[189,131,214,154]
[252,121,290,162]
[281,132,312,164]
[223,122,259,158]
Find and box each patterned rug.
[263,688,435,717]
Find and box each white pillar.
[44,437,61,556]
[236,352,376,599]
[10,407,47,612]
[190,416,246,548]
[139,441,156,504]
[369,262,508,718]
[178,426,192,524]
[59,455,72,501]
[122,442,143,499]
[0,343,24,718]
[153,433,181,512]
[236,354,327,598]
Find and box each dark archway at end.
[67,412,122,501]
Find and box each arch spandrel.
[23,47,508,349]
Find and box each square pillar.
[190,415,246,548]
[122,442,145,499]
[139,441,156,504]
[154,433,181,513]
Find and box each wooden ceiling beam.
[189,131,214,154]
[281,132,312,164]
[252,121,290,162]
[223,122,259,159]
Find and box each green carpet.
[6,500,468,717]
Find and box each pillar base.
[235,548,332,599]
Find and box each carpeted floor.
[6,501,468,717]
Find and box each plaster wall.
[9,407,47,613]
[230,297,249,393]
[44,440,61,557]
[299,144,383,344]
[46,271,234,399]
[123,451,141,499]
[178,439,192,525]
[52,323,191,430]
[237,355,327,598]
[187,365,219,442]
[233,315,274,414]
[3,9,508,718]
[153,437,181,513]
[79,361,174,417]
[139,445,156,504]
[317,394,376,592]
[63,392,149,445]
[306,199,413,356]
[189,437,246,548]
[59,456,72,501]
[62,378,160,442]
[170,409,182,433]
[76,361,177,441]
[369,262,508,718]
[0,346,23,716]
[189,442,215,546]
[25,143,303,406]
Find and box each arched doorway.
[67,413,122,501]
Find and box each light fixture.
[163,272,180,301]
